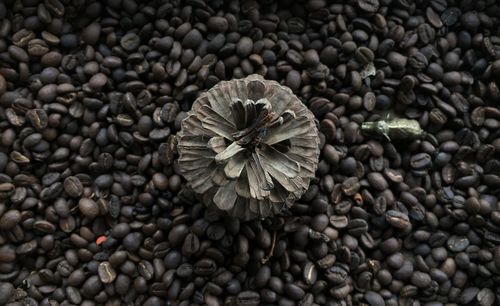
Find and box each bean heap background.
[0,0,500,305]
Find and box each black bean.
[81,275,102,298]
[0,210,21,230]
[357,0,380,13]
[366,172,388,191]
[182,29,202,49]
[120,33,141,51]
[0,282,15,305]
[78,198,99,218]
[237,291,260,306]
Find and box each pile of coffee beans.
[1,0,500,305]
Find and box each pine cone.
[177,74,320,220]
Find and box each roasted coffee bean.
[98,261,116,283]
[120,33,141,51]
[88,73,108,90]
[330,215,348,229]
[325,266,348,284]
[81,275,102,298]
[355,47,374,65]
[342,177,360,196]
[123,232,143,251]
[63,176,83,197]
[0,210,21,230]
[285,283,305,300]
[367,172,388,191]
[447,236,470,252]
[477,288,495,306]
[255,265,271,288]
[194,258,217,276]
[0,282,15,305]
[237,291,260,306]
[182,233,200,256]
[385,210,411,230]
[303,262,317,285]
[78,198,99,219]
[28,39,49,56]
[12,29,35,47]
[138,260,154,280]
[410,153,432,170]
[207,17,229,33]
[237,37,253,58]
[347,218,369,236]
[0,74,6,96]
[25,109,48,129]
[81,22,101,45]
[182,29,203,49]
[358,0,380,13]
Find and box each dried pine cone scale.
[178,74,320,220]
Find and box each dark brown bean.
[64,176,83,198]
[78,198,99,218]
[98,261,116,283]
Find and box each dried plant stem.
[261,231,278,264]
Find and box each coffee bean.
[81,275,102,298]
[330,215,348,229]
[88,73,108,90]
[355,47,374,65]
[81,22,101,45]
[66,286,82,304]
[64,176,83,198]
[12,29,35,47]
[410,153,432,170]
[325,265,348,284]
[367,172,388,191]
[169,224,189,247]
[347,218,368,236]
[342,177,360,196]
[25,109,48,129]
[0,74,6,96]
[98,261,116,283]
[182,233,200,256]
[207,17,229,33]
[8,45,29,62]
[237,37,253,58]
[194,258,217,276]
[78,198,99,219]
[0,210,21,230]
[447,236,470,252]
[123,232,143,251]
[303,261,318,285]
[385,210,411,230]
[477,288,495,306]
[120,33,141,51]
[285,283,305,300]
[319,118,336,142]
[33,220,56,233]
[237,291,260,306]
[0,245,16,262]
[138,260,154,280]
[28,39,49,56]
[357,0,380,13]
[182,29,202,49]
[255,265,271,288]
[0,282,15,305]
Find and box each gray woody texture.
[178,74,320,220]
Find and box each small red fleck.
[96,236,106,245]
